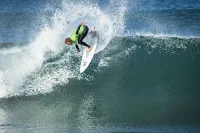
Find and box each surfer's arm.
[76,25,81,34]
[75,22,83,34]
[75,44,80,52]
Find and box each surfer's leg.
[78,26,90,48]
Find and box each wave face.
[0,0,200,132]
[1,36,200,132]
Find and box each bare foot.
[87,47,92,52]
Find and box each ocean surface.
[0,0,200,133]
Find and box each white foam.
[0,47,26,55]
[0,107,7,125]
[98,57,111,68]
[125,31,200,39]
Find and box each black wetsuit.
[75,25,90,52]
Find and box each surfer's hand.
[80,21,83,25]
[87,47,92,52]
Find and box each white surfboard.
[80,43,97,73]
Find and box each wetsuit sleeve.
[76,25,81,34]
[75,45,80,52]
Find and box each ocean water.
[0,0,200,133]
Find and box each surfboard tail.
[80,43,97,73]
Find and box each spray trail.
[0,0,127,98]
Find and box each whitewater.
[0,0,126,98]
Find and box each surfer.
[65,22,93,52]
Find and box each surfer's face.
[65,40,72,45]
[65,38,73,45]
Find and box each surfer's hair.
[65,38,72,43]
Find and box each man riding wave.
[64,22,93,52]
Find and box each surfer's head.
[65,38,73,45]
